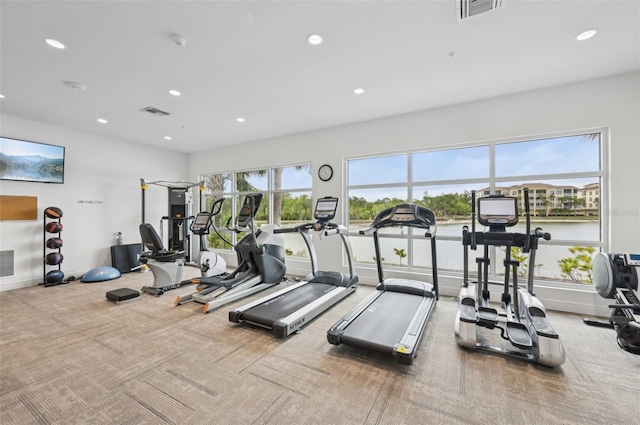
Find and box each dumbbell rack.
[43,208,65,287]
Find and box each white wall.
[0,115,188,291]
[189,72,640,316]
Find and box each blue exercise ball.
[81,266,121,283]
[45,270,64,284]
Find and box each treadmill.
[229,197,358,337]
[327,203,438,365]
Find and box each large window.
[202,164,312,257]
[346,131,605,285]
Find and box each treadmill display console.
[391,206,415,222]
[314,197,338,221]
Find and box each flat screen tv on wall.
[0,136,65,184]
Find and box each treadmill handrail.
[325,226,348,237]
[274,222,315,234]
[275,220,340,235]
[359,227,375,236]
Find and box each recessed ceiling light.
[97,118,108,124]
[164,136,172,140]
[236,117,245,122]
[307,33,323,45]
[0,94,5,99]
[576,28,598,41]
[44,38,65,49]
[354,88,365,95]
[169,89,181,96]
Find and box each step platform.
[106,288,141,304]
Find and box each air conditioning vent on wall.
[0,250,14,277]
[140,106,171,117]
[457,0,504,21]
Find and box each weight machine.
[140,178,203,263]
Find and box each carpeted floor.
[0,268,638,425]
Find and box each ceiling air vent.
[457,0,504,21]
[140,106,171,117]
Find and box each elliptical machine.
[584,253,640,354]
[188,198,227,279]
[454,188,565,367]
[175,193,286,313]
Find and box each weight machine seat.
[139,251,183,263]
[139,223,184,262]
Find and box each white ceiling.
[1,1,639,154]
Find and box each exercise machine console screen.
[314,197,338,221]
[477,196,518,227]
[237,193,263,228]
[191,213,211,233]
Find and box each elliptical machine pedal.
[506,322,533,349]
[477,306,499,326]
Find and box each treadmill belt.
[241,282,335,327]
[340,291,424,354]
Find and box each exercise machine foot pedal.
[583,317,614,328]
[506,322,532,348]
[106,288,140,304]
[530,316,559,338]
[478,306,499,325]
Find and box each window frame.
[345,128,608,287]
[200,162,312,249]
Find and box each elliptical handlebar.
[210,197,224,216]
[523,188,532,252]
[534,227,551,241]
[470,190,477,250]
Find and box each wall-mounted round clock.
[318,164,333,182]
